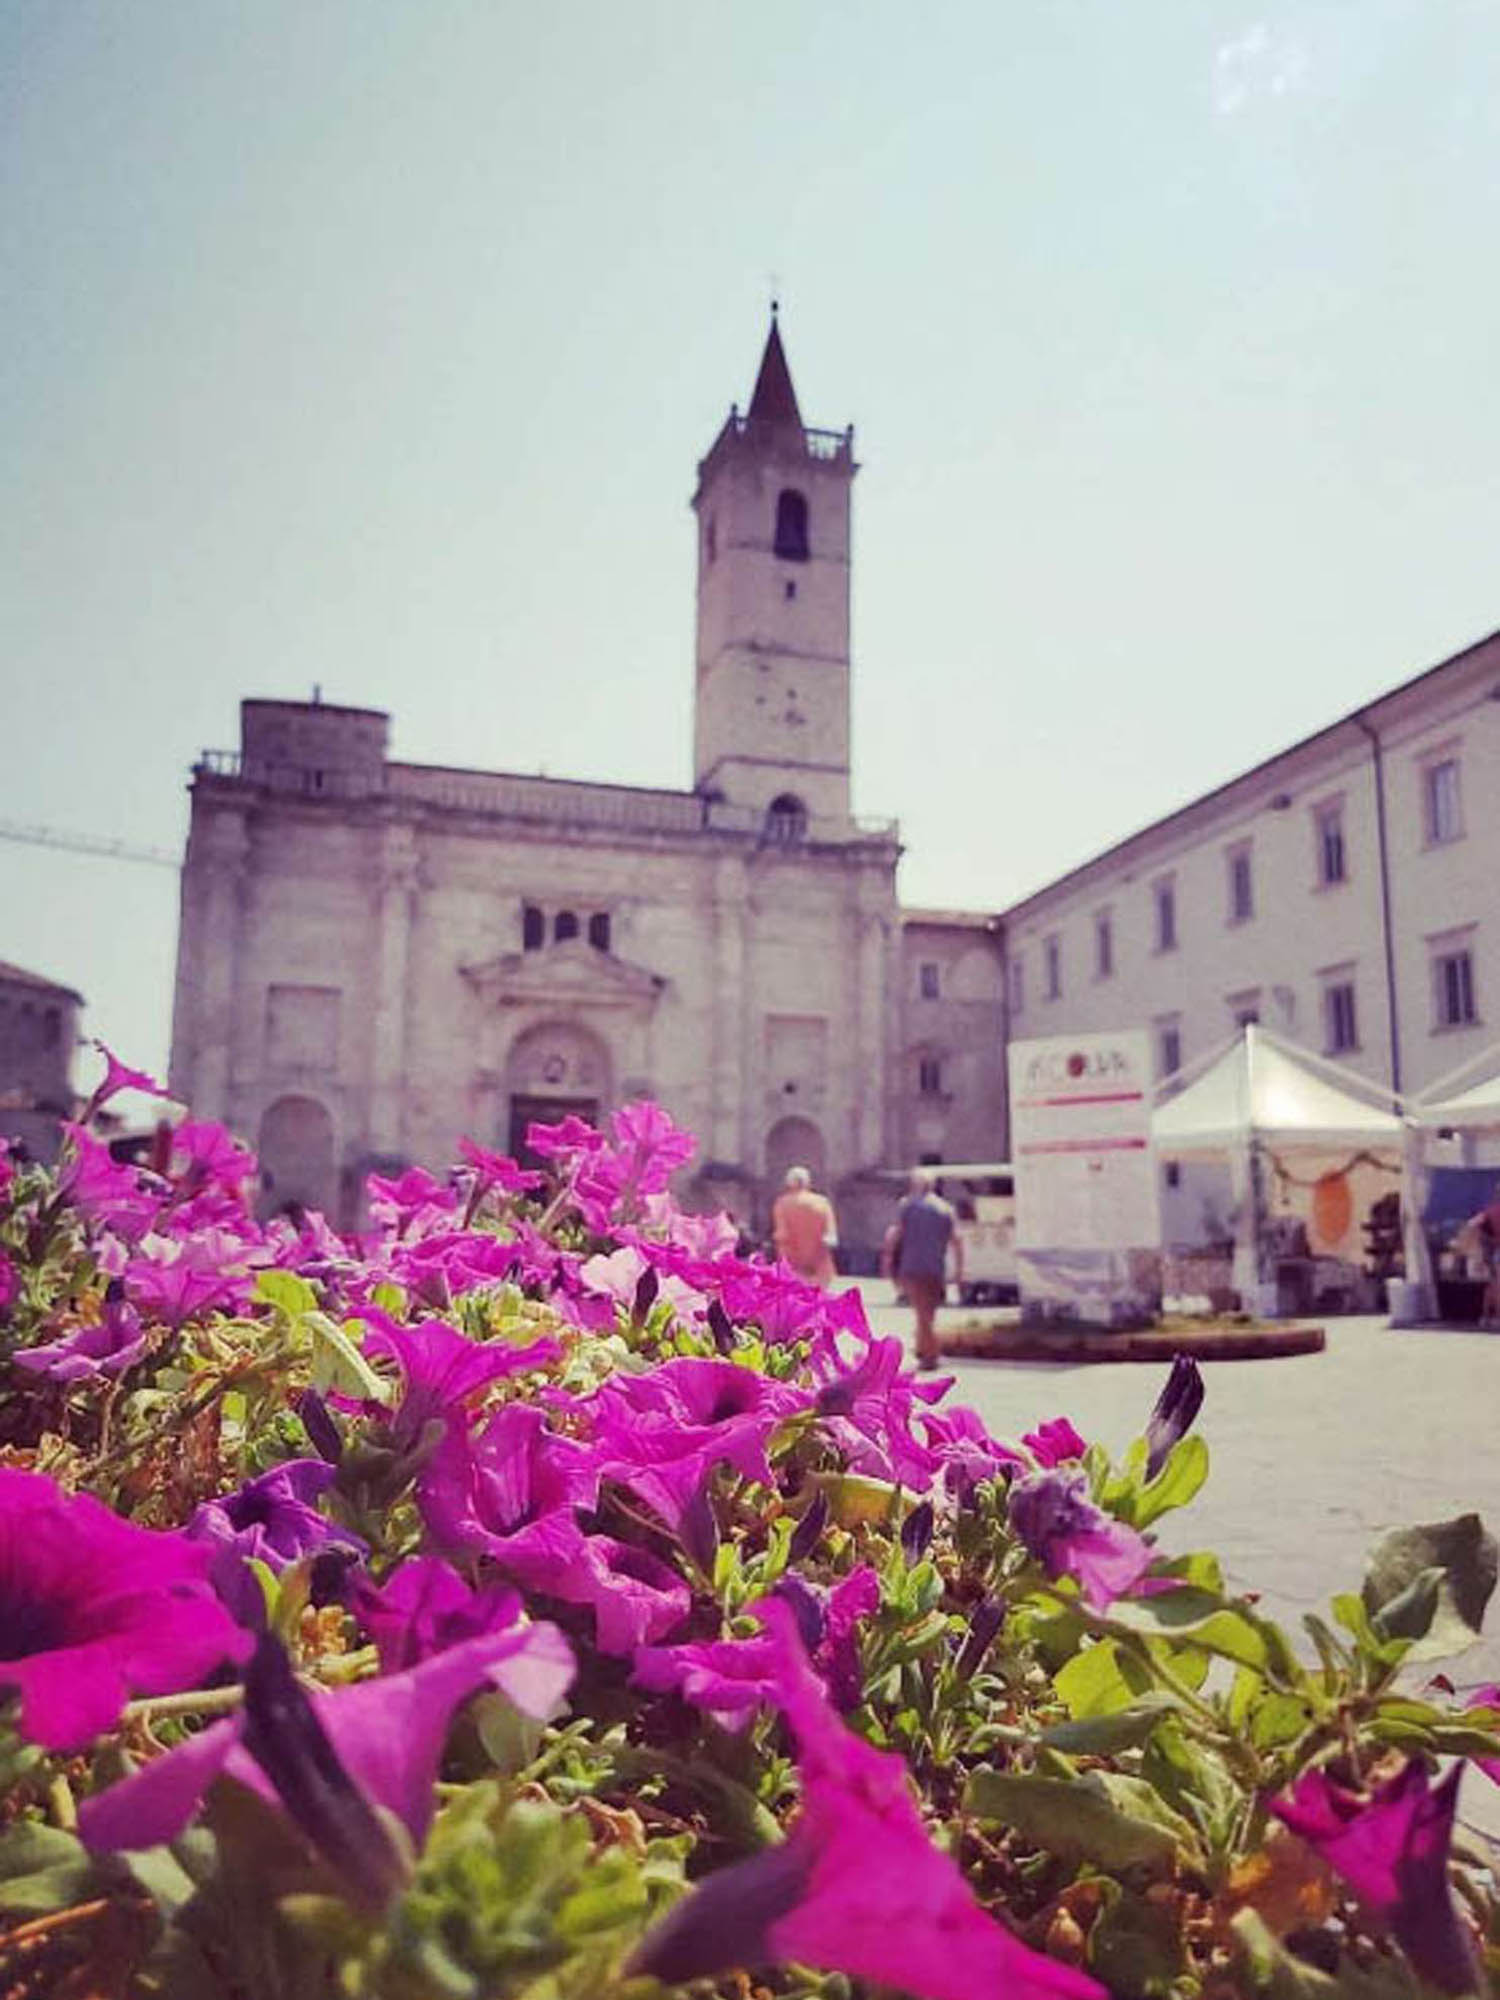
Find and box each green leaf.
[1088,1879,1187,1998]
[255,1269,319,1318]
[308,1311,391,1404]
[1108,1587,1287,1672]
[1042,1693,1178,1754]
[807,1471,910,1529]
[0,1821,96,1914]
[1132,1434,1210,1529]
[1361,1513,1498,1663]
[1231,1909,1339,2000]
[1054,1638,1148,1719]
[963,1770,1191,1873]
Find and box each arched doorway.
[257,1095,336,1220]
[764,1115,826,1194]
[504,1019,612,1164]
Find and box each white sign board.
[1008,1030,1161,1321]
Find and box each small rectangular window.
[1156,1020,1182,1080]
[1433,948,1477,1029]
[918,1056,943,1096]
[919,961,940,1000]
[522,903,545,951]
[1323,979,1359,1055]
[588,911,611,952]
[1314,803,1347,886]
[1044,935,1062,1000]
[1424,756,1463,845]
[1227,843,1253,922]
[1154,878,1177,953]
[1094,910,1113,980]
[1010,956,1025,1016]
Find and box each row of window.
[1015,754,1470,1011]
[522,905,611,953]
[1146,942,1481,1081]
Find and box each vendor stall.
[1153,1025,1405,1317]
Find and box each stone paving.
[853,1292,1500,1836]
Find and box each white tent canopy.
[1411,1041,1500,1133]
[1153,1023,1404,1158]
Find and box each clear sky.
[2,2,1497,1083]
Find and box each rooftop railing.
[194,751,898,849]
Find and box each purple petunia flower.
[78,1619,576,1903]
[1271,1761,1476,1994]
[457,1137,543,1200]
[918,1401,1025,1495]
[0,1469,250,1750]
[1143,1354,1205,1480]
[0,1250,15,1317]
[13,1291,149,1382]
[352,1557,526,1673]
[188,1458,367,1623]
[1007,1467,1154,1610]
[169,1119,258,1197]
[629,1598,1104,2000]
[1465,1684,1500,1785]
[122,1236,253,1328]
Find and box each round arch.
[257,1095,336,1220]
[503,1017,613,1161]
[764,1114,826,1192]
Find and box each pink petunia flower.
[12,1292,149,1381]
[80,1043,169,1122]
[1464,1684,1500,1785]
[0,1250,16,1316]
[79,1621,575,1905]
[1271,1761,1476,1994]
[0,1469,250,1750]
[56,1126,163,1241]
[352,1557,526,1673]
[629,1597,1104,2000]
[457,1137,543,1200]
[170,1120,258,1197]
[1022,1417,1089,1467]
[1007,1467,1154,1610]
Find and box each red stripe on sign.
[1017,1137,1150,1156]
[1016,1091,1145,1108]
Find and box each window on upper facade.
[42,1007,60,1049]
[773,488,809,562]
[704,515,717,566]
[1154,878,1177,952]
[1323,976,1359,1055]
[919,961,940,1000]
[918,1055,943,1096]
[554,910,580,943]
[1424,755,1463,845]
[1227,843,1254,923]
[765,793,808,843]
[1044,935,1062,1001]
[588,911,611,952]
[1432,944,1478,1030]
[1095,910,1114,980]
[1010,956,1025,1016]
[1315,802,1347,886]
[522,903,545,951]
[1156,1019,1182,1080]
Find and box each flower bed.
[0,1053,1497,1999]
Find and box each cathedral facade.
[169,320,1007,1252]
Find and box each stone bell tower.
[692,312,857,823]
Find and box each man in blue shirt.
[890,1170,964,1370]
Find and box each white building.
[170,318,1005,1247]
[1003,627,1500,1113]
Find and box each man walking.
[771,1165,839,1289]
[890,1169,963,1370]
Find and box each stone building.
[170,318,1003,1249]
[0,960,83,1164]
[1002,626,1500,1114]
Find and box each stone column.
[368,822,420,1160]
[854,871,891,1168]
[191,808,250,1122]
[711,855,748,1164]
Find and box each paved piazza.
[854,1294,1500,1838]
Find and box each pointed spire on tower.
[746,305,804,431]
